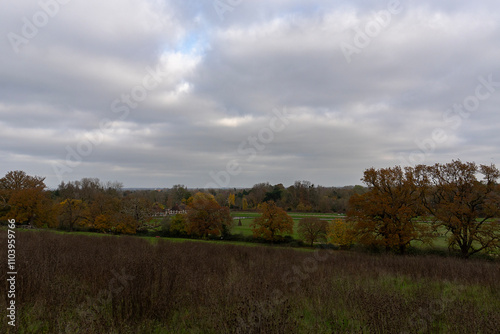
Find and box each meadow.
[230,211,345,238]
[1,230,499,333]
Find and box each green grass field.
[230,211,345,238]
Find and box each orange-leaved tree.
[0,170,54,227]
[297,216,327,246]
[347,166,431,253]
[251,201,294,242]
[186,192,232,238]
[93,214,113,233]
[111,213,137,234]
[418,160,500,258]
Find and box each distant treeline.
[0,171,365,233]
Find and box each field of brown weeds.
[1,230,499,333]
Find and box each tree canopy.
[418,160,500,257]
[251,201,294,242]
[186,192,232,238]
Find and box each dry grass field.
[1,230,499,333]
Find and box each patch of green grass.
[231,211,343,239]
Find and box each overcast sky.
[1,0,500,189]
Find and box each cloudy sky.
[1,0,500,189]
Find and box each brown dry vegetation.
[1,230,499,333]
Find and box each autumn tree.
[0,170,45,193]
[111,213,137,234]
[297,217,328,246]
[94,212,137,234]
[251,201,294,242]
[228,193,236,207]
[347,166,431,253]
[418,160,500,258]
[186,192,232,238]
[327,219,355,249]
[89,192,121,223]
[93,214,113,233]
[57,199,89,231]
[0,170,54,226]
[55,178,137,233]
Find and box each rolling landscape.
[1,161,500,333]
[2,0,500,332]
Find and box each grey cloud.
[1,0,499,188]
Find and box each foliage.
[6,188,56,227]
[0,170,45,192]
[263,184,284,203]
[160,216,171,236]
[348,166,432,253]
[186,192,232,238]
[91,212,137,234]
[297,216,328,246]
[296,201,313,212]
[57,199,89,231]
[228,193,235,207]
[418,160,500,257]
[0,170,53,226]
[1,162,499,256]
[169,214,187,236]
[112,213,137,234]
[327,219,355,249]
[93,214,113,232]
[89,192,121,223]
[121,195,153,225]
[251,201,294,241]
